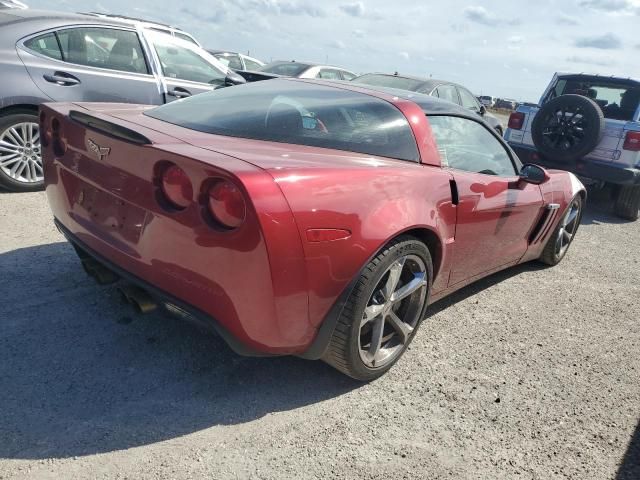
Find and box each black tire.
[614,185,640,221]
[323,236,432,381]
[0,110,43,192]
[539,195,584,266]
[532,95,604,163]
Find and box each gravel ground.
[0,186,638,480]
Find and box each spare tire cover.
[532,94,605,162]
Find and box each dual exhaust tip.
[81,257,157,314]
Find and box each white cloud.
[340,1,365,16]
[566,55,616,67]
[575,32,623,49]
[328,40,346,49]
[507,35,523,50]
[399,51,410,60]
[352,29,365,37]
[463,5,495,25]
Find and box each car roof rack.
[80,12,178,29]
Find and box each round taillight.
[208,180,246,229]
[161,165,193,209]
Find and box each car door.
[316,68,343,80]
[17,26,164,105]
[428,115,544,286]
[144,31,227,102]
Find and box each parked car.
[494,98,518,110]
[478,95,495,108]
[82,12,201,46]
[0,9,243,192]
[42,79,585,380]
[352,73,504,135]
[207,49,265,71]
[505,73,640,220]
[257,60,357,80]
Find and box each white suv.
[505,73,640,220]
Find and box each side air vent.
[529,203,560,245]
[69,110,151,145]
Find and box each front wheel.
[323,236,432,381]
[539,195,583,266]
[0,111,43,192]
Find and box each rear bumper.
[56,219,272,357]
[510,145,640,186]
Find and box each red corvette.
[42,79,585,380]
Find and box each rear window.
[259,62,310,77]
[549,78,640,121]
[145,80,419,161]
[353,74,426,92]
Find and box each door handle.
[43,72,80,86]
[168,87,192,98]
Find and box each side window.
[341,71,356,81]
[24,33,62,60]
[214,54,242,70]
[317,69,343,80]
[152,35,226,85]
[56,28,148,74]
[428,116,516,177]
[458,87,481,112]
[243,57,263,70]
[435,84,460,105]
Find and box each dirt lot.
[0,187,638,480]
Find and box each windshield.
[550,78,640,121]
[259,62,310,77]
[145,31,228,86]
[145,80,419,161]
[352,74,427,92]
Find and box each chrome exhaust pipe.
[117,284,157,314]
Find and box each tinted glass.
[56,28,148,74]
[428,116,516,177]
[458,87,480,111]
[24,33,62,60]
[353,74,425,91]
[146,80,419,161]
[215,53,242,70]
[341,71,356,81]
[435,85,459,105]
[150,33,226,85]
[554,78,640,121]
[243,57,263,70]
[259,62,310,76]
[317,69,342,80]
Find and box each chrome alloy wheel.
[0,122,42,184]
[555,199,581,258]
[359,254,428,368]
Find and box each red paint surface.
[42,82,583,355]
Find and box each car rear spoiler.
[69,110,151,145]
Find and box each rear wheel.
[0,111,43,192]
[613,185,640,221]
[539,195,583,266]
[323,236,432,381]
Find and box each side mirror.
[519,164,549,185]
[224,71,246,86]
[479,105,487,115]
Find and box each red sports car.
[41,79,585,380]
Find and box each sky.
[27,0,640,102]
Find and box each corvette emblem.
[87,138,110,161]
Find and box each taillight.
[508,112,525,130]
[207,180,246,229]
[160,165,193,209]
[623,131,640,151]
